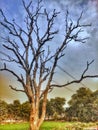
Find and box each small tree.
[49,97,65,117]
[0,0,98,129]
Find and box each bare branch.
[51,60,98,88]
[22,0,33,19]
[81,60,94,77]
[40,9,59,44]
[64,10,91,45]
[0,51,18,63]
[9,85,25,93]
[3,44,26,70]
[13,19,28,36]
[0,63,25,87]
[0,11,18,36]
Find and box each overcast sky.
[0,0,98,103]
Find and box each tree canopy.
[66,87,98,122]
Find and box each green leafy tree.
[7,103,14,119]
[66,87,98,122]
[90,90,98,121]
[50,97,66,116]
[20,101,31,121]
[7,100,21,120]
[46,100,54,119]
[68,87,92,106]
[0,100,8,122]
[39,97,65,120]
[13,100,21,119]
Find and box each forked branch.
[51,60,98,88]
[0,63,25,87]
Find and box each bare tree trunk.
[29,103,39,130]
[29,92,47,130]
[29,105,46,130]
[38,92,48,129]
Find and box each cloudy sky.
[0,0,98,103]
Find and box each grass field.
[0,122,29,130]
[0,121,98,130]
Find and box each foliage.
[66,87,98,122]
[0,100,30,121]
[45,100,54,119]
[39,97,65,120]
[20,101,31,120]
[7,100,22,120]
[50,97,66,115]
[0,100,8,122]
[0,88,98,123]
[0,97,65,122]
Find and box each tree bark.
[29,103,39,130]
[29,105,45,130]
[29,91,47,130]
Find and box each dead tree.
[0,0,98,130]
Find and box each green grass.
[0,121,97,130]
[0,122,66,130]
[0,122,29,130]
[40,121,66,130]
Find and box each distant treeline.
[0,87,98,122]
